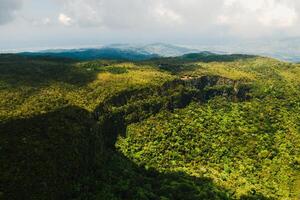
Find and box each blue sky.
[1,0,300,53]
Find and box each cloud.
[59,13,72,26]
[258,2,297,27]
[0,0,22,25]
[153,2,183,24]
[54,0,300,39]
[30,17,52,26]
[43,18,51,25]
[218,0,299,37]
[56,0,225,32]
[57,0,299,37]
[3,0,300,51]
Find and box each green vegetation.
[0,56,173,121]
[0,54,299,199]
[117,98,300,199]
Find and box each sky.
[1,0,300,53]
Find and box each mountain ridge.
[18,43,212,61]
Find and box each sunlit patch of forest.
[0,56,174,121]
[0,54,299,199]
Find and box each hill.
[107,43,201,57]
[0,53,299,199]
[19,47,159,61]
[18,43,204,61]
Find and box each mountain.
[193,38,300,62]
[20,47,159,61]
[19,43,203,61]
[12,40,300,62]
[106,43,201,57]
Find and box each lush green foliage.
[117,98,300,199]
[0,56,174,121]
[114,56,300,200]
[1,54,300,199]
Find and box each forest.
[0,53,299,200]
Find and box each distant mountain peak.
[18,43,215,61]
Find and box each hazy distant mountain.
[20,47,159,61]
[9,40,300,62]
[106,43,200,57]
[19,43,203,61]
[193,38,300,62]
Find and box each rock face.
[1,75,252,199]
[181,76,251,101]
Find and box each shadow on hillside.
[94,149,274,200]
[94,149,232,200]
[1,106,274,200]
[0,106,99,199]
[0,55,97,87]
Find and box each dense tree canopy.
[0,54,299,199]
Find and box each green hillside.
[0,54,299,199]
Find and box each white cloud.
[154,3,183,24]
[258,2,297,27]
[58,13,72,26]
[55,0,297,36]
[31,17,52,26]
[224,0,266,11]
[0,0,22,25]
[56,0,225,32]
[219,0,298,28]
[2,0,300,50]
[43,18,51,25]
